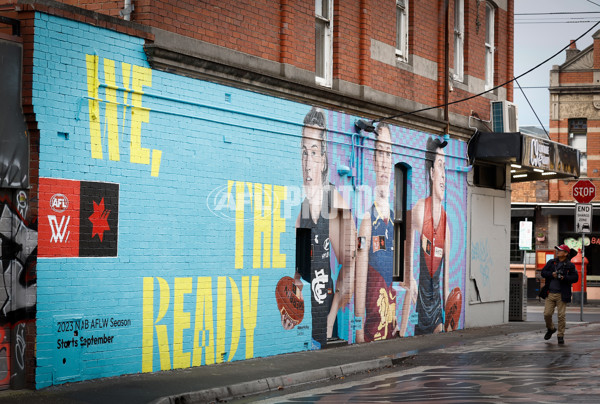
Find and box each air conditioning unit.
[491,100,519,133]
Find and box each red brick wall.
[136,0,284,62]
[560,71,594,84]
[335,0,361,84]
[546,117,599,203]
[60,0,122,18]
[595,38,600,69]
[36,0,514,123]
[511,182,537,202]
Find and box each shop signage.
[519,220,532,251]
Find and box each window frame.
[315,0,334,87]
[395,0,409,62]
[453,0,464,82]
[569,118,588,175]
[393,163,408,281]
[484,2,495,90]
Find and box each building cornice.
[145,28,493,140]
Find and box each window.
[569,118,587,175]
[315,0,333,87]
[393,163,408,281]
[473,162,505,190]
[510,217,533,264]
[396,0,409,61]
[484,3,495,90]
[453,0,464,82]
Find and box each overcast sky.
[514,0,600,129]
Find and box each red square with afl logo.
[38,178,119,257]
[38,178,81,257]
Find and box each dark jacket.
[541,258,579,303]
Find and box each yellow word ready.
[142,276,259,372]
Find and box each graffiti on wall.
[472,239,492,288]
[0,40,30,189]
[0,196,37,387]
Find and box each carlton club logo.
[311,268,329,305]
[39,178,119,257]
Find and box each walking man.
[541,244,579,345]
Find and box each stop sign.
[573,180,596,203]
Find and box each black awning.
[511,207,535,217]
[468,131,521,163]
[468,131,580,183]
[541,205,600,216]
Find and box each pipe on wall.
[121,0,134,21]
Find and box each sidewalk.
[0,319,550,404]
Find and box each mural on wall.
[401,137,452,336]
[398,137,466,337]
[276,112,468,345]
[277,107,355,349]
[0,195,37,387]
[355,123,396,343]
[32,13,468,388]
[324,115,468,341]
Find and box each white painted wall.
[465,166,512,327]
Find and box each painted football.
[445,287,462,332]
[275,276,304,326]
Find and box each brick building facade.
[512,31,600,301]
[1,0,520,390]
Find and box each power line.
[515,11,600,15]
[515,77,548,136]
[516,20,600,24]
[375,20,600,124]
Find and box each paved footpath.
[255,322,600,403]
[0,317,593,404]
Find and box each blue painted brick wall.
[31,12,468,388]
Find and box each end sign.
[575,203,593,234]
[573,180,596,204]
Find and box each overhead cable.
[374,20,600,124]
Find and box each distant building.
[512,32,600,301]
[520,126,550,139]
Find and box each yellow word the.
[86,55,162,177]
[228,181,287,269]
[142,276,259,372]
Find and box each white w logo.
[48,215,71,243]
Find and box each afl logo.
[50,194,69,213]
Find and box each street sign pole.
[581,235,585,321]
[575,203,593,321]
[573,180,595,322]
